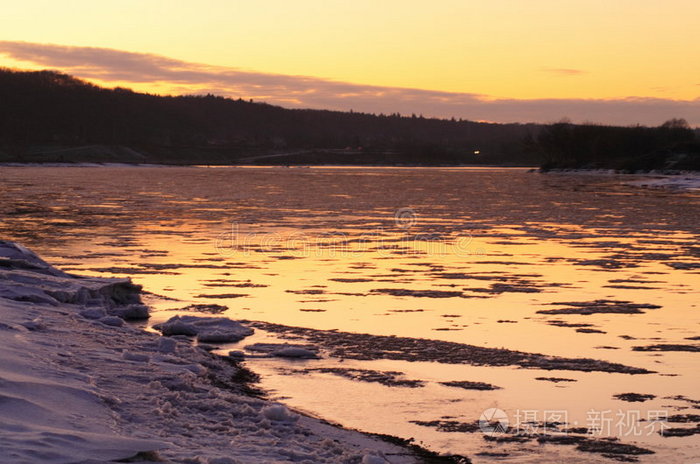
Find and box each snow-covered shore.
[0,241,421,464]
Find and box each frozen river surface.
[1,165,698,463]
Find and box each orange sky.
[1,0,699,124]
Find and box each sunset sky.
[2,0,699,125]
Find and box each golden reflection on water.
[0,166,698,461]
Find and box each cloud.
[1,40,698,126]
[541,67,587,76]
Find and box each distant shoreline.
[3,162,697,174]
[0,162,537,168]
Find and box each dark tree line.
[529,119,699,171]
[0,69,538,165]
[0,68,697,169]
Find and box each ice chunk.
[183,364,207,375]
[0,284,59,305]
[112,304,150,321]
[154,315,253,343]
[0,240,72,277]
[158,337,178,353]
[198,343,216,352]
[362,454,389,464]
[261,404,299,423]
[245,343,319,359]
[0,241,149,319]
[208,458,240,464]
[80,307,107,320]
[273,347,319,359]
[123,351,150,363]
[197,330,247,344]
[99,316,125,327]
[20,318,46,331]
[153,316,198,336]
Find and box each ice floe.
[154,314,254,343]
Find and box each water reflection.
[0,166,698,462]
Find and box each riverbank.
[0,241,434,464]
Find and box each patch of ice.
[98,315,124,327]
[274,346,319,359]
[0,241,148,321]
[20,318,46,331]
[80,307,106,320]
[627,174,700,191]
[157,337,178,353]
[183,363,207,375]
[0,240,72,277]
[245,342,320,359]
[208,458,240,464]
[154,315,253,343]
[154,316,198,336]
[262,404,300,423]
[363,453,390,464]
[122,351,150,363]
[197,329,247,344]
[111,303,150,320]
[0,283,59,305]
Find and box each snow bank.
[0,241,417,463]
[0,240,149,319]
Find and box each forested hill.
[0,69,538,165]
[0,68,697,169]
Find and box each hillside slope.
[0,69,537,165]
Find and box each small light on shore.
[474,150,480,155]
